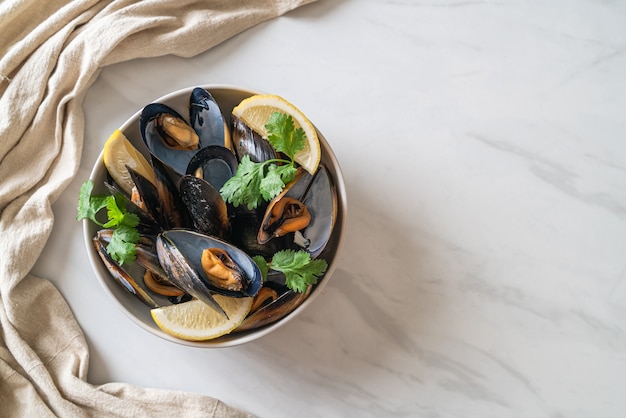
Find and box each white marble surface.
[32,0,626,417]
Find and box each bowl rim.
[83,83,347,348]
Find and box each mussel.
[201,248,245,292]
[189,87,232,150]
[156,229,262,300]
[140,103,201,175]
[229,207,289,258]
[103,181,161,236]
[179,175,230,239]
[143,270,185,297]
[156,233,228,318]
[186,145,238,192]
[297,164,337,258]
[257,164,337,258]
[231,115,278,163]
[95,230,185,298]
[126,165,161,226]
[236,281,312,332]
[257,197,311,244]
[93,236,159,309]
[151,156,192,229]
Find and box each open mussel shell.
[151,156,193,229]
[256,169,307,245]
[299,164,337,258]
[236,282,312,332]
[190,87,232,150]
[94,229,185,298]
[157,229,263,298]
[140,103,200,175]
[95,229,165,277]
[258,164,337,258]
[230,206,289,258]
[179,175,230,239]
[156,233,228,318]
[93,237,159,309]
[186,145,238,192]
[102,172,162,236]
[126,166,161,225]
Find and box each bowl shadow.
[234,180,443,391]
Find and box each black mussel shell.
[103,176,161,236]
[189,87,231,149]
[236,282,312,332]
[140,103,199,175]
[151,156,192,229]
[256,165,336,258]
[229,207,292,258]
[186,145,238,192]
[93,237,159,309]
[158,230,262,298]
[126,165,161,225]
[179,175,230,239]
[298,164,337,258]
[231,115,278,163]
[156,233,228,318]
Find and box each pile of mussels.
[93,87,337,335]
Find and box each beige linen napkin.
[0,0,316,416]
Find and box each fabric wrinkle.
[0,0,317,416]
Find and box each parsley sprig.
[220,112,306,209]
[253,250,328,293]
[77,180,140,265]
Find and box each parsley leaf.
[77,180,140,265]
[220,112,306,210]
[103,195,139,229]
[259,164,297,201]
[77,180,108,226]
[104,195,124,227]
[265,111,306,158]
[107,225,140,265]
[266,249,328,293]
[220,155,266,209]
[253,255,269,282]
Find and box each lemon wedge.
[103,129,155,195]
[232,94,321,174]
[150,296,253,341]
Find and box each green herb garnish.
[220,112,306,209]
[253,255,269,280]
[77,180,140,265]
[253,250,328,293]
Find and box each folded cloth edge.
[0,1,317,417]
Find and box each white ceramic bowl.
[84,85,347,347]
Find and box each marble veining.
[31,0,626,416]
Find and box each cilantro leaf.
[276,163,298,185]
[220,156,295,209]
[220,155,266,210]
[253,255,269,282]
[259,165,286,201]
[102,194,140,230]
[107,225,139,265]
[271,248,310,269]
[77,179,141,265]
[268,249,328,293]
[121,211,140,228]
[219,111,307,209]
[104,195,125,227]
[77,180,107,226]
[265,112,306,159]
